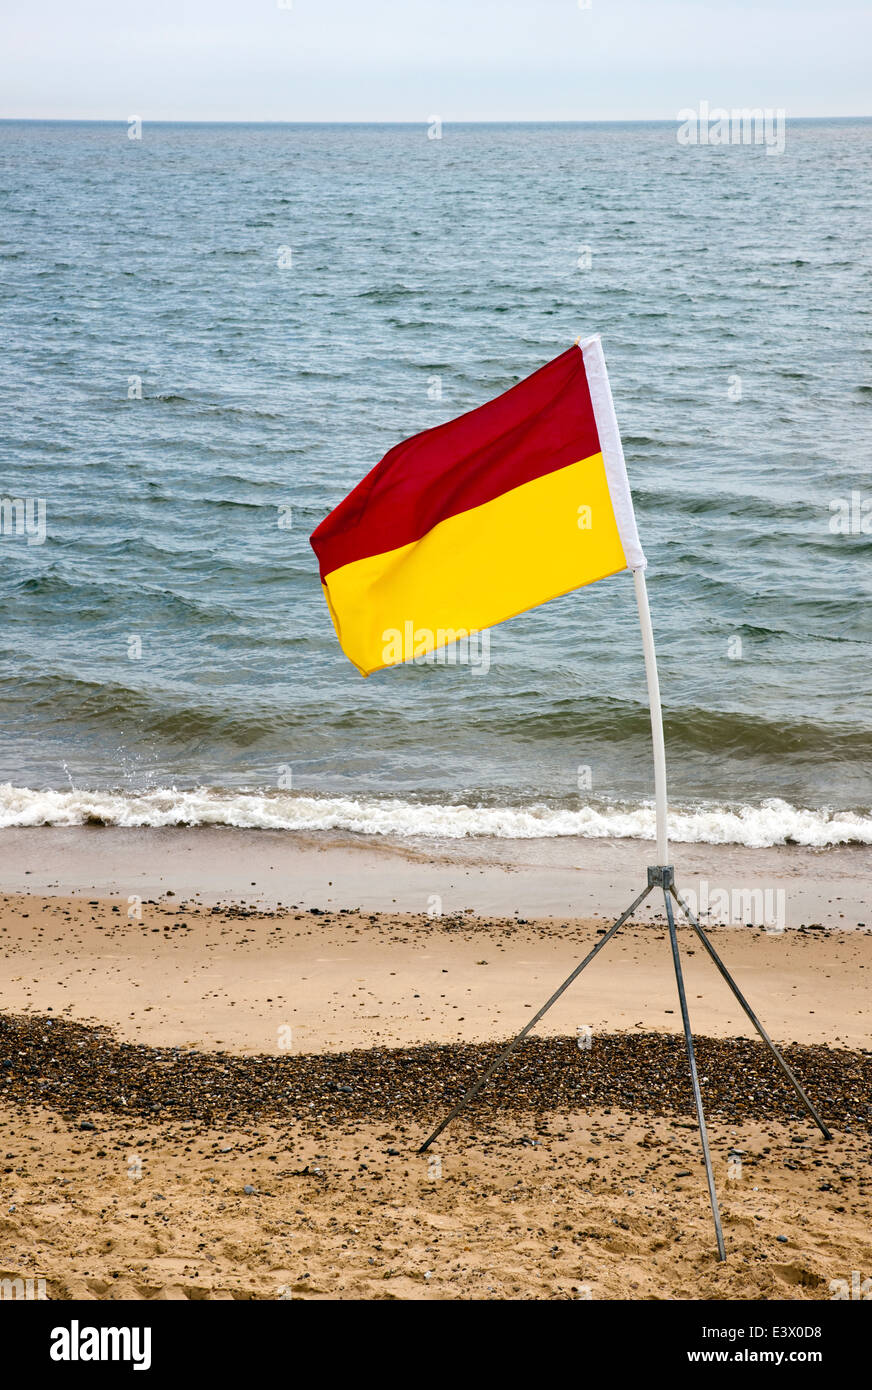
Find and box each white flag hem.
[579,335,647,572]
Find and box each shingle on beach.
[1,1011,868,1132]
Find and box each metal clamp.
[647,865,675,888]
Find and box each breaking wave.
[0,784,870,849]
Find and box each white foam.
[0,784,869,848]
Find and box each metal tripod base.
[418,867,831,1263]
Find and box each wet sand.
[2,825,870,925]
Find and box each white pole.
[578,334,668,864]
[633,567,669,865]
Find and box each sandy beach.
[2,1102,868,1302]
[0,881,870,1054]
[0,832,869,1300]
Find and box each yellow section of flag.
[321,450,626,675]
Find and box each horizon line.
[1,114,871,126]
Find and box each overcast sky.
[1,0,868,122]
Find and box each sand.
[2,1106,869,1302]
[0,833,869,1301]
[0,892,869,1052]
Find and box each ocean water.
[0,118,870,847]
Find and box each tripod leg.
[671,884,832,1140]
[664,886,726,1261]
[417,882,653,1154]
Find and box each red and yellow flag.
[310,337,645,675]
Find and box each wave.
[0,785,870,848]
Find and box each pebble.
[0,1011,865,1134]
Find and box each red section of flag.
[310,345,600,580]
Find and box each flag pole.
[578,334,669,866]
[632,566,669,866]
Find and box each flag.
[309,336,646,676]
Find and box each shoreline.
[1,826,869,926]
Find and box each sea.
[0,118,870,848]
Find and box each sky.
[1,0,869,122]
